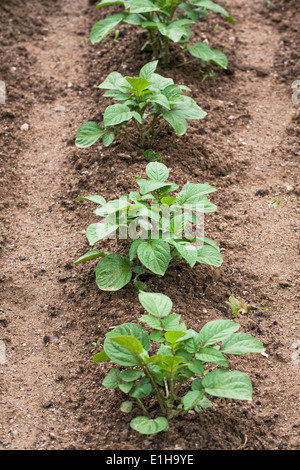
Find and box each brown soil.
[0,0,299,451]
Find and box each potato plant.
[90,0,234,68]
[75,61,206,149]
[93,291,264,435]
[75,162,223,291]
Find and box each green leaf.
[150,93,171,109]
[103,104,135,127]
[139,314,162,330]
[221,332,265,355]
[198,236,220,251]
[74,249,108,265]
[119,382,134,393]
[90,14,125,44]
[172,242,198,267]
[103,132,115,147]
[97,71,127,91]
[111,335,143,354]
[169,95,207,120]
[129,238,146,261]
[123,13,144,25]
[161,84,183,104]
[133,279,148,292]
[130,382,152,398]
[130,416,169,435]
[95,254,132,291]
[104,337,142,367]
[176,182,216,204]
[191,378,203,391]
[210,49,228,69]
[149,330,165,342]
[125,77,150,93]
[160,355,185,369]
[161,197,177,206]
[138,291,173,318]
[94,198,131,216]
[187,42,215,62]
[120,401,133,413]
[102,368,121,388]
[161,314,182,331]
[148,73,174,92]
[196,245,223,267]
[203,369,253,400]
[188,360,204,375]
[75,122,104,148]
[146,162,169,182]
[76,195,106,205]
[143,149,162,162]
[136,178,174,195]
[160,20,194,42]
[196,347,228,367]
[181,390,204,411]
[93,350,110,363]
[137,240,171,275]
[120,370,143,382]
[198,319,240,347]
[139,61,158,81]
[161,108,188,136]
[194,396,213,410]
[178,3,199,21]
[106,322,150,351]
[86,222,118,245]
[165,330,186,344]
[129,0,161,14]
[96,0,126,7]
[192,0,235,24]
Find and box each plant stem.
[168,259,185,270]
[149,29,159,61]
[175,58,199,68]
[141,362,167,415]
[164,37,170,67]
[136,398,148,414]
[122,126,136,145]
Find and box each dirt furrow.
[0,0,92,450]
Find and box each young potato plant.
[75,61,206,150]
[93,291,265,435]
[75,162,223,292]
[90,0,234,68]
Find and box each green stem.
[168,259,185,270]
[144,111,161,143]
[149,29,159,61]
[136,398,148,414]
[141,362,167,415]
[175,58,199,68]
[134,119,146,148]
[164,37,170,67]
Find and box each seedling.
[93,291,264,435]
[226,295,271,317]
[269,198,281,209]
[74,161,223,291]
[90,339,103,353]
[226,295,251,317]
[90,0,235,68]
[75,61,206,149]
